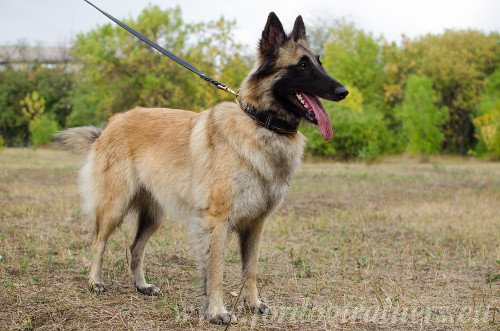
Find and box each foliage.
[384,30,499,154]
[29,114,59,147]
[473,70,500,159]
[0,66,72,146]
[396,75,449,159]
[0,135,4,152]
[474,113,500,159]
[340,85,363,113]
[0,69,30,146]
[302,102,391,160]
[69,5,248,126]
[321,21,386,111]
[0,9,498,160]
[20,91,45,121]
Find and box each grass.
[0,148,499,330]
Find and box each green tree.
[69,5,248,126]
[33,67,73,127]
[0,69,31,145]
[321,21,386,111]
[385,30,499,154]
[397,75,449,160]
[0,66,72,146]
[473,69,500,158]
[302,87,391,160]
[18,90,60,147]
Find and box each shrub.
[473,70,500,159]
[474,112,500,159]
[0,135,4,152]
[302,105,391,160]
[29,115,59,147]
[396,75,448,160]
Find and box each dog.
[54,12,347,325]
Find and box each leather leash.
[84,1,301,135]
[83,0,239,97]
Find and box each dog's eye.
[298,57,309,69]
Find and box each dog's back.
[55,103,304,224]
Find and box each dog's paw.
[205,311,237,325]
[135,284,162,296]
[248,302,272,315]
[89,282,106,294]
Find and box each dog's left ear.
[291,15,306,41]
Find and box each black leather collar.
[242,105,299,135]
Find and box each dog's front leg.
[239,219,272,315]
[192,220,235,325]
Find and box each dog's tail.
[52,126,102,156]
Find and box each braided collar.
[242,105,299,135]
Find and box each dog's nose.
[335,86,349,100]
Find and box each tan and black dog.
[54,12,347,325]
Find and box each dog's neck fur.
[238,63,300,135]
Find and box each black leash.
[83,0,238,97]
[84,1,300,135]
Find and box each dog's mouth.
[289,91,333,141]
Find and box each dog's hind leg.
[84,159,135,294]
[128,192,163,296]
[89,206,127,293]
[239,219,271,314]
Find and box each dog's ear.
[259,12,287,56]
[291,15,306,41]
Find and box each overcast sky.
[1,0,499,50]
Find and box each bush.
[474,112,500,159]
[0,135,4,152]
[473,70,500,159]
[29,115,59,147]
[302,105,391,160]
[396,75,448,160]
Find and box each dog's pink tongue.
[301,93,333,141]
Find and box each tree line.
[0,5,498,159]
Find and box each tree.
[69,5,248,126]
[397,75,449,160]
[302,87,391,160]
[385,30,499,154]
[321,21,386,111]
[0,69,31,145]
[33,67,73,127]
[473,69,500,158]
[0,66,72,146]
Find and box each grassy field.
[0,148,499,330]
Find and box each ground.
[0,148,499,330]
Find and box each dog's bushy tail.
[53,126,102,156]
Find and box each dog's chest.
[230,142,303,223]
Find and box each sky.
[1,0,499,50]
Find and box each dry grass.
[0,148,499,330]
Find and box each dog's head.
[240,13,348,141]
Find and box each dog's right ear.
[291,15,306,41]
[259,12,287,56]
